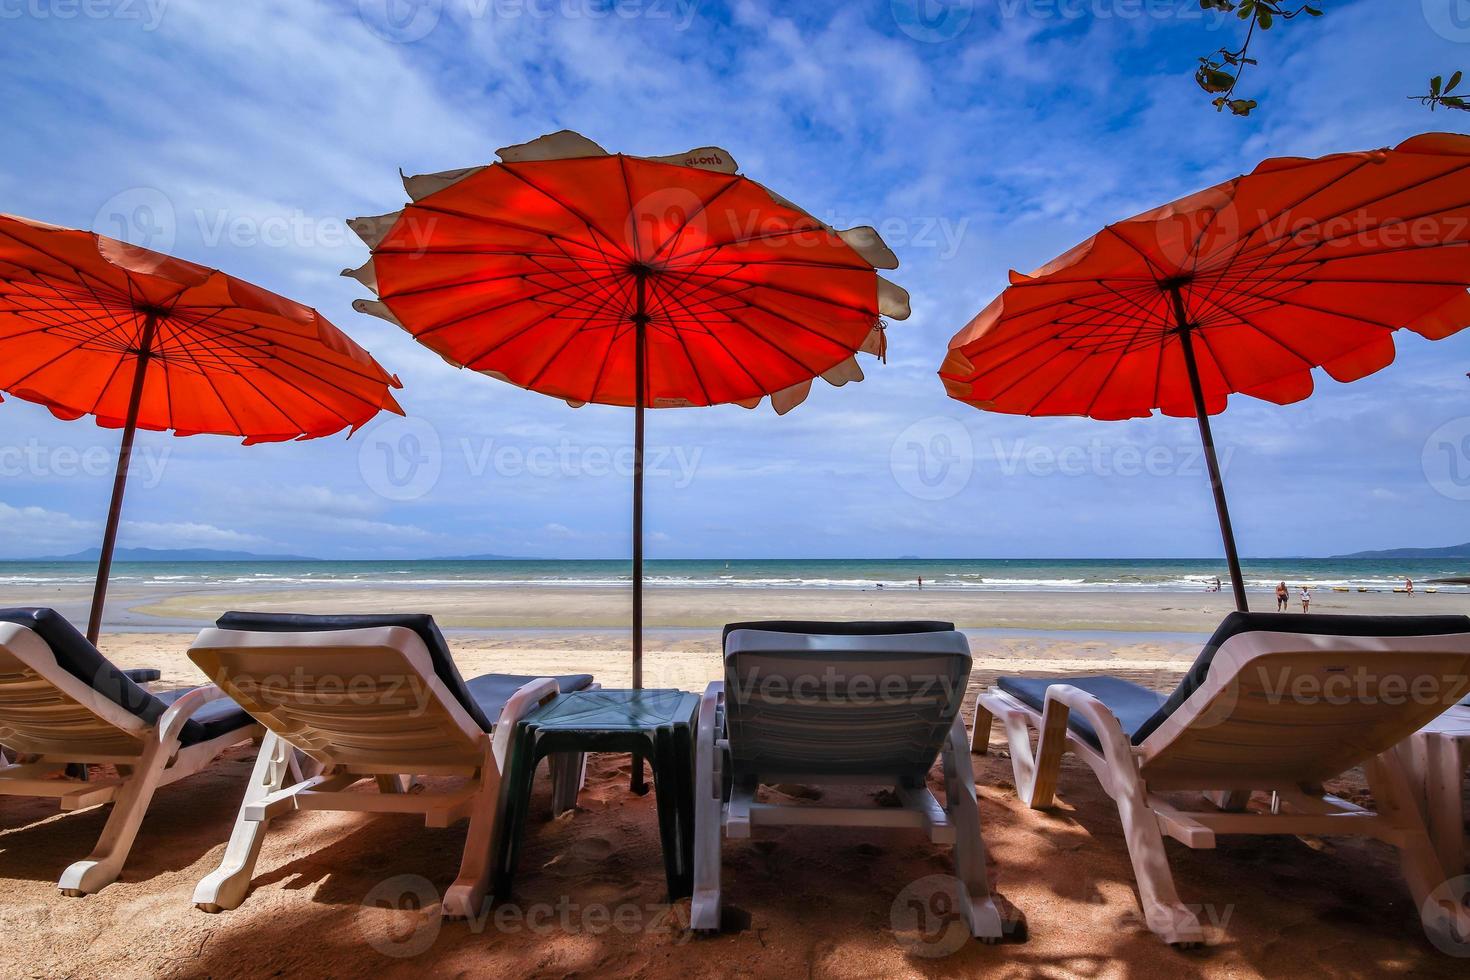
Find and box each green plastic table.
[497,688,699,899]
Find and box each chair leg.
[690,683,724,932]
[443,739,506,920]
[971,699,994,755]
[193,732,293,912]
[547,751,585,817]
[1364,752,1470,947]
[1107,762,1205,946]
[1421,735,1468,876]
[943,718,1003,941]
[57,731,177,896]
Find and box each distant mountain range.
[432,553,529,561]
[18,547,319,562]
[1330,543,1470,560]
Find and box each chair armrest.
[122,668,162,684]
[156,685,231,746]
[698,681,725,747]
[490,677,561,765]
[1041,685,1139,787]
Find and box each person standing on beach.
[1299,585,1311,613]
[1276,581,1289,612]
[917,575,923,590]
[1405,577,1414,596]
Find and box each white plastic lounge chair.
[187,612,593,919]
[691,620,1005,942]
[976,612,1470,947]
[0,607,262,896]
[1393,695,1470,876]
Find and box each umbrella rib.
[666,265,879,318]
[1204,160,1470,271]
[663,225,857,265]
[1195,156,1379,272]
[499,162,635,267]
[390,202,619,258]
[647,277,714,405]
[648,177,742,262]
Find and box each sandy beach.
[1,580,1468,977]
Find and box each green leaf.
[1258,8,1273,28]
[1449,71,1463,93]
[1228,99,1258,116]
[1304,5,1322,15]
[1197,68,1236,93]
[1432,75,1444,97]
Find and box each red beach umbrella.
[0,213,405,642]
[940,133,1470,611]
[347,129,909,685]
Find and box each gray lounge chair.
[0,607,261,896]
[691,621,1005,942]
[977,612,1470,947]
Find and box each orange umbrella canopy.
[346,130,909,689]
[0,212,404,642]
[940,133,1470,612]
[345,130,909,413]
[941,133,1470,420]
[0,213,404,441]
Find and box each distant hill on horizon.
[16,547,320,563]
[432,553,535,561]
[1330,543,1470,560]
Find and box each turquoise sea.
[1,557,1465,593]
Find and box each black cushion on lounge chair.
[154,688,256,745]
[215,611,593,732]
[996,675,1167,751]
[1000,612,1470,752]
[0,607,252,747]
[464,673,595,722]
[721,620,955,649]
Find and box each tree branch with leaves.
[1194,0,1323,116]
[1414,72,1470,112]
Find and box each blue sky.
[1,0,1467,561]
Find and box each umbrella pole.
[632,272,648,688]
[1168,288,1248,613]
[630,272,649,795]
[87,311,158,645]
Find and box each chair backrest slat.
[188,626,486,771]
[1139,625,1470,789]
